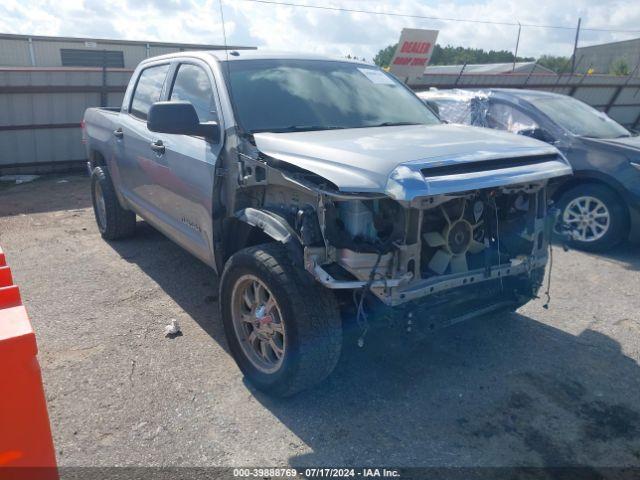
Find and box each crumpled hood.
[254,124,571,200]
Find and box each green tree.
[537,55,571,74]
[430,44,533,65]
[373,44,397,68]
[610,58,630,76]
[373,43,533,69]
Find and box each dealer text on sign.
[389,28,439,80]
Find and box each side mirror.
[518,127,554,143]
[147,101,220,142]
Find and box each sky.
[1,0,639,62]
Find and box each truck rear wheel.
[220,243,342,397]
[91,166,136,240]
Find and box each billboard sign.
[389,28,439,81]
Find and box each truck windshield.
[527,94,631,139]
[223,59,440,133]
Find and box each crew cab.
[83,51,572,396]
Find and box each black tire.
[220,243,342,397]
[557,183,628,252]
[91,166,136,240]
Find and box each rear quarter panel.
[84,107,132,207]
[84,108,118,166]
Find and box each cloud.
[0,0,638,61]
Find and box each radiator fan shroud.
[423,200,486,275]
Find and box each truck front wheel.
[220,244,342,397]
[91,166,136,240]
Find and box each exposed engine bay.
[236,153,552,309]
[317,184,549,306]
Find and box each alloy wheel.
[563,195,610,243]
[231,274,286,374]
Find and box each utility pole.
[454,62,467,86]
[571,17,582,74]
[512,22,521,73]
[101,49,107,108]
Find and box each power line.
[238,0,640,34]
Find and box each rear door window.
[130,64,170,120]
[169,64,218,122]
[434,98,474,125]
[486,102,539,134]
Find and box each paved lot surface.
[1,174,639,469]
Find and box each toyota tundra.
[83,51,572,396]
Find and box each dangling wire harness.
[353,249,384,347]
[543,241,554,309]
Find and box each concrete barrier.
[0,245,58,479]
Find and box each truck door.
[144,61,223,265]
[117,62,172,218]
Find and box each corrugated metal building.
[424,62,556,75]
[0,33,253,68]
[0,33,255,174]
[576,37,640,76]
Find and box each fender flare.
[552,170,627,199]
[234,208,304,266]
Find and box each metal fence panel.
[572,87,616,106]
[0,67,132,172]
[0,128,86,165]
[608,106,640,125]
[34,128,85,163]
[0,130,33,165]
[616,87,640,104]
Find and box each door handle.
[113,128,124,139]
[150,140,165,155]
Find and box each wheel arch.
[552,172,630,223]
[88,149,107,170]
[219,208,304,271]
[90,165,136,240]
[219,242,342,396]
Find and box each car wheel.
[558,184,628,252]
[220,243,342,397]
[91,166,136,240]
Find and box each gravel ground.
[1,174,639,470]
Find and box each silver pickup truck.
[83,51,572,396]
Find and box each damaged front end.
[234,141,571,333]
[310,183,553,306]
